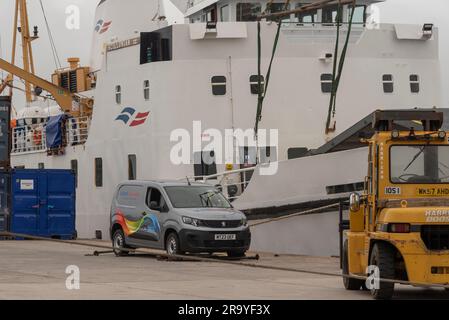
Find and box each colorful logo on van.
[116,209,161,236]
[95,19,112,34]
[115,107,150,127]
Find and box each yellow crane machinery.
[342,110,449,299]
[0,0,39,101]
[0,57,93,117]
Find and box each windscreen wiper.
[403,146,426,172]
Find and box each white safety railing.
[183,166,258,202]
[67,116,90,146]
[12,124,47,153]
[12,116,90,154]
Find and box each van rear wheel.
[112,229,129,257]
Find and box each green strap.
[325,3,356,133]
[255,20,282,135]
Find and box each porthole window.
[250,75,265,95]
[115,85,122,104]
[321,74,333,93]
[382,74,394,93]
[211,76,227,96]
[410,74,420,93]
[143,80,150,100]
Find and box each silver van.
[110,181,251,257]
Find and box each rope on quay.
[1,231,448,290]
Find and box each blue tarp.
[46,114,66,149]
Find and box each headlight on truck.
[182,216,203,227]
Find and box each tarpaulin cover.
[46,114,65,149]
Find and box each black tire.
[166,232,183,256]
[112,229,129,257]
[369,242,396,300]
[342,240,364,290]
[227,250,246,258]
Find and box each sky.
[0,0,448,108]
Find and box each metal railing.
[12,116,90,154]
[67,116,90,147]
[183,166,258,202]
[12,124,47,153]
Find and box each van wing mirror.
[349,193,361,212]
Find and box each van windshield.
[164,186,232,209]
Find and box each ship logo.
[115,107,150,127]
[95,19,112,34]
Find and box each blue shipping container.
[0,172,9,233]
[10,169,76,239]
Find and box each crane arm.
[0,74,13,94]
[0,58,74,112]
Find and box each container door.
[11,171,40,236]
[46,170,76,238]
[12,170,75,238]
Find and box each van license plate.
[215,234,236,241]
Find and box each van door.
[144,187,168,249]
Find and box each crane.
[0,58,93,116]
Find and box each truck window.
[146,188,167,210]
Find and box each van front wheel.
[166,232,184,256]
[112,229,129,257]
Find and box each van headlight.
[182,216,203,227]
[241,217,248,227]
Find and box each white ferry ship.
[9,0,441,243]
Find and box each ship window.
[295,3,317,24]
[71,159,78,188]
[194,151,217,180]
[382,74,394,93]
[220,5,229,22]
[143,80,150,100]
[211,76,226,96]
[266,3,290,22]
[250,75,265,94]
[410,74,420,93]
[321,73,333,93]
[38,163,45,169]
[348,5,367,24]
[115,85,121,104]
[322,5,341,24]
[128,154,137,180]
[288,147,308,159]
[95,158,103,187]
[326,182,364,195]
[236,3,262,22]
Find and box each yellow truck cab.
[343,110,449,299]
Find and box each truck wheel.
[112,229,129,257]
[166,232,183,256]
[342,240,364,290]
[369,243,396,300]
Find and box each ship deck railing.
[184,166,258,202]
[11,116,91,154]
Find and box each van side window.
[117,185,143,207]
[146,188,167,211]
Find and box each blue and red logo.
[115,107,150,127]
[95,19,112,34]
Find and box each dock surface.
[0,240,448,300]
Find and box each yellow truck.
[342,110,449,299]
